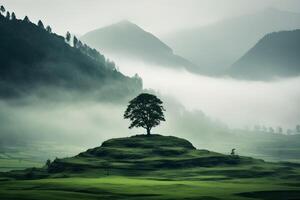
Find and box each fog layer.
[109,57,300,129]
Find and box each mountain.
[0,15,142,100]
[164,8,300,75]
[81,20,198,72]
[229,30,300,80]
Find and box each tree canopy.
[124,93,165,135]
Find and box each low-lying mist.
[110,57,300,129]
[0,91,228,156]
[1,56,299,161]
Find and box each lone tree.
[124,93,165,135]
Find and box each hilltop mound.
[2,134,298,181]
[46,135,254,175]
[100,134,195,149]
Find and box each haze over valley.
[0,0,300,161]
[1,1,300,199]
[0,0,300,173]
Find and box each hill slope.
[230,30,300,80]
[0,15,142,99]
[81,20,198,72]
[165,8,300,75]
[49,134,244,173]
[2,134,300,200]
[3,134,294,180]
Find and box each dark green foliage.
[46,25,52,33]
[0,15,142,99]
[65,31,71,42]
[37,20,44,29]
[11,12,16,20]
[23,15,29,22]
[231,148,236,156]
[5,11,9,19]
[73,36,78,47]
[0,5,5,14]
[124,93,165,135]
[230,29,300,80]
[238,190,300,200]
[45,159,51,168]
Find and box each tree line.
[0,5,119,72]
[252,124,300,135]
[0,5,53,33]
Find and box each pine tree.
[11,12,16,20]
[23,16,30,23]
[6,11,10,19]
[65,31,71,42]
[46,25,52,33]
[73,36,78,47]
[0,5,5,15]
[38,20,44,29]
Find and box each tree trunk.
[146,127,151,136]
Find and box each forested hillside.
[0,14,142,100]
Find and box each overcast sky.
[2,0,300,36]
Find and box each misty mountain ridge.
[0,15,142,100]
[81,20,198,73]
[229,29,300,80]
[164,8,300,75]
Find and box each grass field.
[1,135,300,200]
[0,176,300,200]
[0,142,86,172]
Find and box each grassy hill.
[1,134,300,199]
[81,20,198,72]
[230,30,300,80]
[0,15,142,100]
[47,135,247,175]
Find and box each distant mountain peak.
[103,19,142,31]
[81,21,199,72]
[117,19,135,25]
[230,29,300,80]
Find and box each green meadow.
[1,135,300,200]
